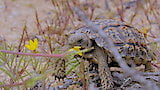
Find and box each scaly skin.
[92,46,114,89]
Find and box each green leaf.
[26,75,43,87]
[66,62,79,75]
[0,68,15,80]
[0,82,10,90]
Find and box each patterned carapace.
[68,19,155,89]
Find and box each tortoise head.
[68,32,92,48]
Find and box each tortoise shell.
[68,19,153,65]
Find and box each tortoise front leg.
[93,46,114,89]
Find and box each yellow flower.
[142,27,147,38]
[68,46,82,56]
[25,38,39,51]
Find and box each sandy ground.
[0,0,56,44]
[0,0,160,44]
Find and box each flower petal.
[25,45,31,50]
[78,52,82,56]
[29,40,34,45]
[68,48,75,52]
[68,46,83,56]
[34,38,38,46]
[73,46,81,49]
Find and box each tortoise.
[67,19,155,89]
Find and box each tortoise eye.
[77,39,83,43]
